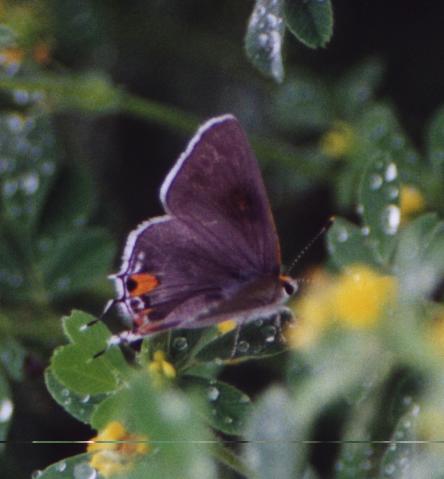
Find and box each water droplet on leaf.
[0,399,13,422]
[381,205,400,235]
[173,336,188,351]
[207,386,220,402]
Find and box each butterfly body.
[111,114,296,339]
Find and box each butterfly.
[108,114,297,345]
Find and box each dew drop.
[0,399,13,422]
[61,389,70,398]
[266,13,279,28]
[73,462,97,479]
[173,336,188,352]
[79,324,88,332]
[385,185,399,199]
[237,340,250,353]
[240,394,250,404]
[207,386,220,402]
[381,205,400,235]
[31,470,43,479]
[2,179,18,198]
[361,226,370,236]
[262,325,277,343]
[224,416,233,424]
[56,277,71,291]
[64,398,72,406]
[81,394,90,404]
[258,33,268,47]
[20,172,39,195]
[56,461,67,472]
[385,162,398,182]
[356,204,364,215]
[13,89,29,105]
[384,464,395,476]
[41,161,55,176]
[336,227,349,242]
[369,174,383,190]
[411,404,420,416]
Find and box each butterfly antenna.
[286,216,335,276]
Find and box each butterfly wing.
[160,114,281,275]
[114,115,283,335]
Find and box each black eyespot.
[126,277,137,292]
[283,281,295,296]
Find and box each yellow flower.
[88,421,149,477]
[148,350,176,381]
[320,122,354,159]
[400,184,425,222]
[0,47,24,67]
[330,264,398,328]
[217,319,237,334]
[286,269,332,349]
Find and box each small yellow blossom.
[148,350,176,381]
[287,265,398,348]
[87,421,149,477]
[286,269,333,349]
[330,264,398,328]
[400,184,425,222]
[320,122,354,159]
[0,47,24,66]
[217,319,237,334]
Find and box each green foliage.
[245,0,286,83]
[284,0,334,49]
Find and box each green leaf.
[0,113,58,236]
[90,370,216,479]
[0,25,16,49]
[335,58,384,117]
[38,228,116,300]
[393,213,444,303]
[243,386,303,479]
[45,367,107,424]
[245,0,285,82]
[196,314,291,363]
[284,0,333,49]
[182,376,252,436]
[38,162,95,237]
[271,73,333,132]
[0,337,26,381]
[378,404,419,478]
[427,105,444,174]
[36,454,98,479]
[359,150,400,265]
[327,217,378,269]
[50,310,129,395]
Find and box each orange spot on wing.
[128,273,159,297]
